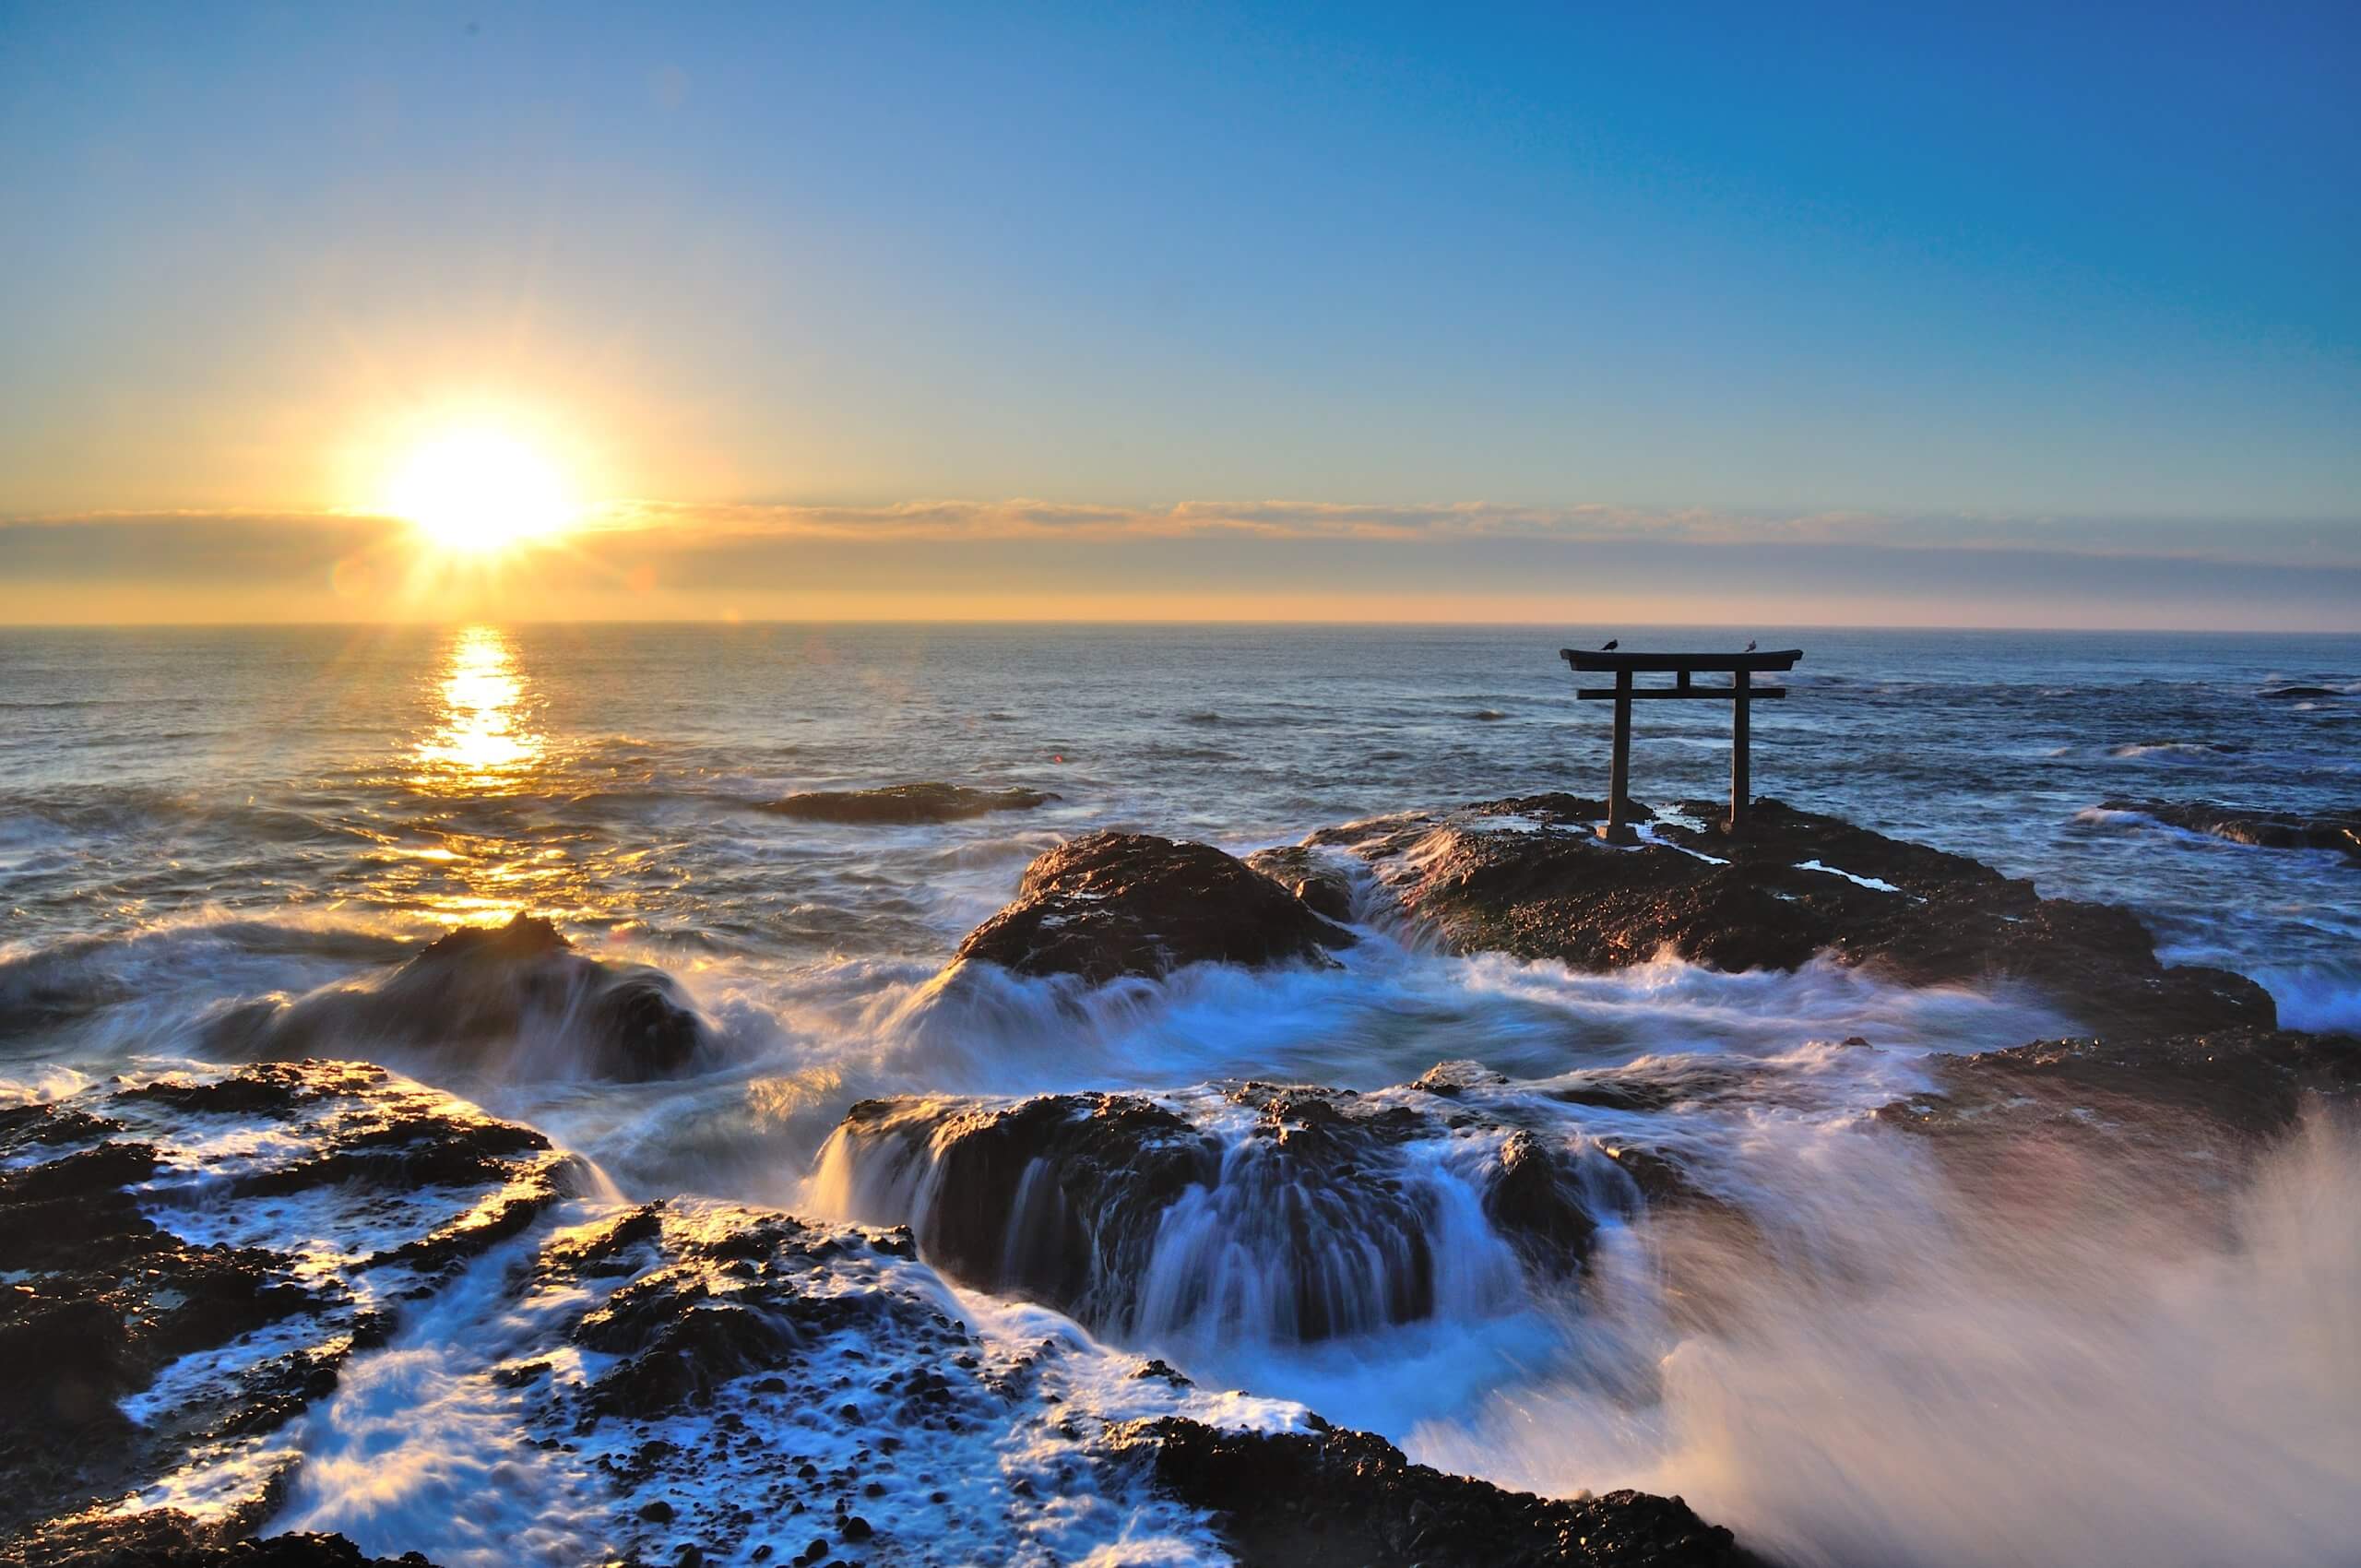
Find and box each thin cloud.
[7,503,2354,566]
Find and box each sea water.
[4,622,2357,1566]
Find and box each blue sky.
[2,1,2355,623]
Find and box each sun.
[382,426,579,553]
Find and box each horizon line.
[5,616,2357,637]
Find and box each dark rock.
[827,1082,1643,1343]
[0,1063,564,1547]
[2098,798,2361,864]
[578,1285,807,1419]
[2260,684,2340,699]
[1407,1061,1509,1098]
[954,832,1355,983]
[637,1500,676,1525]
[1879,1027,2361,1146]
[848,1092,1213,1321]
[215,914,709,1082]
[757,783,1059,825]
[231,1112,549,1200]
[1242,845,1358,923]
[1119,1417,1756,1567]
[493,1360,552,1388]
[0,1100,119,1153]
[0,1513,442,1566]
[1313,797,2272,1037]
[1482,1132,1600,1273]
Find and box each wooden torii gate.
[1560,646,1804,843]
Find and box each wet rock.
[1407,1060,1509,1098]
[1119,1417,1756,1567]
[1241,845,1358,922]
[213,914,710,1081]
[579,1283,810,1419]
[0,1063,568,1545]
[2260,684,2340,699]
[1879,1027,2361,1145]
[829,1092,1216,1322]
[0,1512,442,1566]
[2098,798,2361,864]
[1482,1132,1600,1272]
[0,1099,120,1151]
[757,781,1060,824]
[954,832,1355,983]
[1314,796,2272,1037]
[826,1081,1642,1343]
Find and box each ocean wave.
[0,917,411,1035]
[2109,740,2247,759]
[2251,966,2361,1035]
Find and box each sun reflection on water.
[415,625,543,791]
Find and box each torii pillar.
[1560,647,1804,842]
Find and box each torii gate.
[1560,646,1804,843]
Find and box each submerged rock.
[954,831,1356,983]
[206,914,710,1081]
[757,781,1060,825]
[2098,798,2361,864]
[1309,796,2272,1037]
[1118,1418,1755,1568]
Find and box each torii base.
[1561,647,1803,841]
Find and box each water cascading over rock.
[813,1077,1654,1348]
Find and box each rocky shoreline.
[6,793,2353,1567]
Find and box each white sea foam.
[1795,859,1904,893]
[1419,1114,2361,1568]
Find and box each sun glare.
[384,427,578,553]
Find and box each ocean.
[5,622,2358,1567]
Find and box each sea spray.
[1410,1111,2361,1568]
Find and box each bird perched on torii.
[1600,638,1619,650]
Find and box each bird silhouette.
[1744,639,1757,652]
[1601,638,1619,650]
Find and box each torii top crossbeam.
[1559,647,1804,842]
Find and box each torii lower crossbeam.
[1559,647,1804,842]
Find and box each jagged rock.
[1878,1027,2361,1145]
[0,1063,567,1546]
[1407,1060,1511,1097]
[756,782,1059,824]
[954,832,1355,983]
[207,914,709,1081]
[1242,845,1358,922]
[828,1093,1217,1324]
[825,1081,1646,1342]
[1310,797,2272,1037]
[2099,799,2361,864]
[1118,1417,1756,1567]
[1483,1131,1601,1272]
[1,1513,440,1567]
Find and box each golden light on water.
[414,625,543,789]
